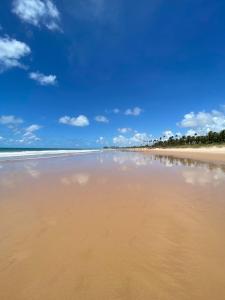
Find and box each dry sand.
[0,151,225,300]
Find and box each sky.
[0,0,225,148]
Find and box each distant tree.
[150,129,225,148]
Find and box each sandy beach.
[1,151,225,300]
[126,146,225,164]
[2,0,225,298]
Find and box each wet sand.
[127,146,225,164]
[1,151,225,300]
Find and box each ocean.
[0,148,100,161]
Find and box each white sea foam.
[0,149,100,161]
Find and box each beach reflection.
[61,173,90,186]
[113,152,153,167]
[0,161,41,189]
[182,166,225,186]
[112,151,225,186]
[153,154,225,186]
[1,151,225,300]
[1,152,225,190]
[24,161,41,179]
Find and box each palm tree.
[150,129,225,148]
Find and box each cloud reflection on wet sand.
[61,173,90,186]
[1,151,225,299]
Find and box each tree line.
[149,129,225,148]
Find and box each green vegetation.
[150,130,225,148]
[103,130,225,149]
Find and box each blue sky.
[1,0,225,148]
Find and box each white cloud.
[19,135,40,143]
[12,0,61,31]
[175,132,182,138]
[0,120,41,145]
[25,124,41,133]
[130,133,151,144]
[0,115,23,125]
[19,135,40,144]
[0,117,42,145]
[186,129,197,136]
[59,115,90,127]
[113,135,127,146]
[113,108,120,114]
[0,136,4,140]
[162,130,174,140]
[179,109,225,134]
[95,115,109,123]
[113,132,151,147]
[0,36,31,71]
[118,127,132,134]
[157,131,182,141]
[96,136,104,144]
[24,124,41,136]
[125,107,143,116]
[29,71,57,85]
[21,124,42,143]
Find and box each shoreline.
[122,146,225,164]
[0,149,100,162]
